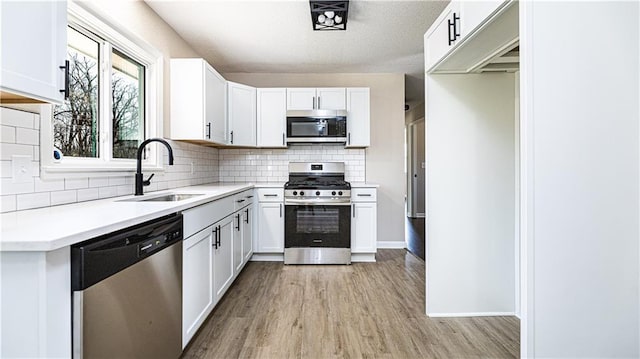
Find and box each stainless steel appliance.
[71,214,183,359]
[284,162,351,264]
[286,110,347,143]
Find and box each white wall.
[224,73,406,246]
[426,73,516,315]
[521,1,639,357]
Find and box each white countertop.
[350,182,379,188]
[0,183,252,252]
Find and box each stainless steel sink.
[119,193,205,202]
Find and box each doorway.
[405,117,425,259]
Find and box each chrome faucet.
[135,138,174,196]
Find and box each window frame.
[41,1,164,179]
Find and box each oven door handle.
[285,200,351,206]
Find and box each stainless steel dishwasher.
[71,213,183,359]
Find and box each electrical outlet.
[12,155,32,183]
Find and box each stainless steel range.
[284,162,351,264]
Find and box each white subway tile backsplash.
[0,143,32,161]
[98,186,118,199]
[1,195,16,212]
[0,107,34,128]
[89,177,110,188]
[65,178,89,190]
[16,127,38,145]
[50,190,77,206]
[17,192,50,210]
[34,178,65,192]
[77,188,100,202]
[1,178,34,195]
[108,177,126,186]
[0,161,11,178]
[1,125,16,143]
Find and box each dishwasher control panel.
[138,229,182,256]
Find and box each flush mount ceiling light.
[309,0,349,31]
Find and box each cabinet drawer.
[257,188,284,202]
[351,188,377,202]
[234,189,255,210]
[183,195,234,238]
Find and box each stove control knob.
[332,191,336,196]
[338,191,343,196]
[300,191,305,196]
[293,191,298,196]
[316,191,320,196]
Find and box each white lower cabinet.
[256,202,284,253]
[254,188,284,254]
[232,210,244,274]
[242,205,254,263]
[351,188,377,261]
[182,189,254,348]
[213,216,234,303]
[182,226,214,347]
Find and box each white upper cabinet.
[227,81,256,147]
[257,88,287,148]
[424,2,462,72]
[460,1,508,37]
[286,88,346,110]
[170,58,227,145]
[346,88,370,148]
[316,88,346,110]
[425,0,516,73]
[1,0,67,104]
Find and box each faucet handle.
[143,173,155,186]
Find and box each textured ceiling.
[145,0,449,102]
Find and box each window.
[42,2,162,177]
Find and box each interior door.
[407,119,425,217]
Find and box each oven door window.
[285,205,350,248]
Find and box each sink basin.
[119,193,205,202]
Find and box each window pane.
[52,26,100,158]
[111,49,145,159]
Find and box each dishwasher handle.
[71,213,183,291]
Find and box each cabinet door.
[256,202,284,253]
[351,202,377,253]
[182,226,214,347]
[228,82,256,146]
[346,88,371,147]
[205,64,227,144]
[257,88,287,147]
[286,88,316,110]
[460,0,507,39]
[232,211,244,275]
[317,88,346,110]
[213,216,234,303]
[242,205,254,262]
[425,2,461,72]
[1,0,66,104]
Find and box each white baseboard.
[250,253,284,262]
[427,311,517,318]
[351,253,376,262]
[377,241,406,249]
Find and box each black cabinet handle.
[318,96,321,109]
[212,227,218,249]
[264,194,278,197]
[453,12,460,38]
[279,203,282,217]
[245,208,249,223]
[282,133,285,146]
[230,130,234,144]
[235,213,241,231]
[357,193,372,197]
[236,199,245,203]
[347,133,351,145]
[313,96,316,109]
[216,225,221,247]
[59,60,69,100]
[206,123,211,139]
[352,203,355,218]
[447,18,455,45]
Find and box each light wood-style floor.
[181,249,520,359]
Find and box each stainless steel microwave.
[286,110,347,143]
